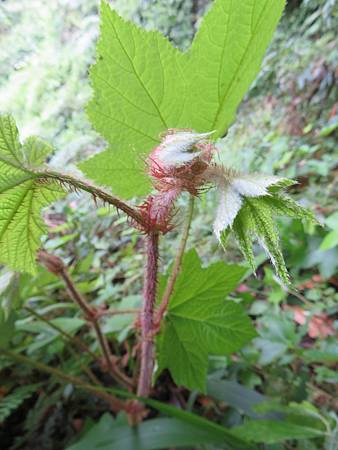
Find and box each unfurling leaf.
[213,170,318,284]
[230,192,318,285]
[0,115,64,274]
[81,0,286,199]
[157,250,256,392]
[213,173,287,237]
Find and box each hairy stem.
[36,170,147,229]
[0,347,124,412]
[137,232,159,397]
[155,196,194,326]
[60,269,95,319]
[37,251,133,389]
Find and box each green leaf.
[67,391,257,450]
[79,147,151,198]
[66,415,230,450]
[231,209,256,272]
[320,212,338,250]
[0,115,64,274]
[0,115,22,163]
[207,378,269,419]
[22,136,54,167]
[246,197,290,284]
[231,192,318,284]
[302,349,338,363]
[157,250,256,392]
[81,0,185,197]
[259,194,319,224]
[231,419,325,444]
[181,0,286,137]
[0,310,16,348]
[81,0,285,198]
[0,384,40,422]
[320,230,338,250]
[0,269,20,320]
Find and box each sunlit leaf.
[0,115,64,274]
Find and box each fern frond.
[0,384,39,423]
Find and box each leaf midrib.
[0,118,22,166]
[211,0,272,131]
[105,9,168,130]
[0,180,33,243]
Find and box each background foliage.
[0,0,337,449]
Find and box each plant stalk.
[155,196,194,326]
[0,347,124,412]
[36,170,147,229]
[37,251,133,390]
[137,232,159,397]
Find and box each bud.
[137,129,217,233]
[150,129,215,169]
[37,250,64,275]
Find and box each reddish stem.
[37,251,133,390]
[137,232,159,397]
[155,196,194,327]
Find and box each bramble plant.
[0,0,321,446]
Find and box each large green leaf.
[79,147,151,198]
[181,0,286,136]
[81,0,285,198]
[81,0,185,197]
[157,250,256,392]
[0,115,64,274]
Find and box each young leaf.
[0,115,64,274]
[81,0,285,198]
[231,192,318,284]
[246,197,290,284]
[157,250,256,392]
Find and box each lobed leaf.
[81,1,185,197]
[181,0,286,137]
[230,191,318,284]
[81,0,286,198]
[157,250,256,392]
[0,115,64,274]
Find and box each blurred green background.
[0,1,337,449]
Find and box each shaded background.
[0,1,337,449]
